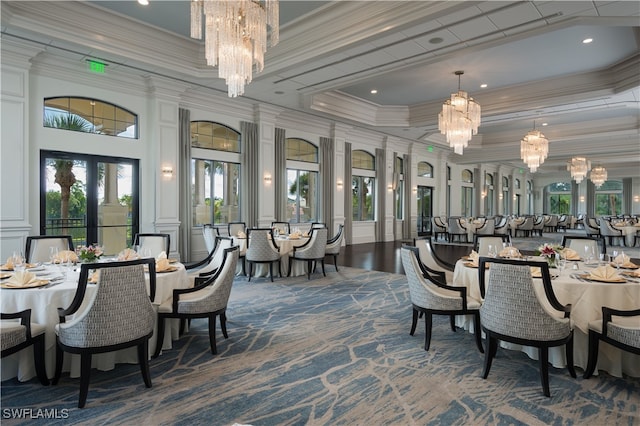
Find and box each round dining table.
[452,258,640,378]
[1,261,190,382]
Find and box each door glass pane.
[97,161,133,255]
[417,186,432,234]
[192,159,240,226]
[44,158,87,249]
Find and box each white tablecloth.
[1,262,190,382]
[614,224,640,247]
[452,259,640,377]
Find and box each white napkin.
[499,246,521,258]
[54,250,78,263]
[4,271,40,288]
[118,248,140,261]
[468,250,479,265]
[237,231,247,238]
[561,248,581,261]
[155,251,171,272]
[589,265,623,281]
[614,253,637,268]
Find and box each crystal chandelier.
[191,0,279,97]
[438,71,481,155]
[590,165,608,188]
[567,157,591,183]
[520,121,549,173]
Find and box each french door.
[416,186,433,235]
[40,151,139,256]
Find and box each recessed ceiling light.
[582,38,593,44]
[274,90,284,95]
[429,37,444,44]
[138,0,149,5]
[541,122,548,126]
[370,89,378,94]
[480,83,487,88]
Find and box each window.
[191,121,240,152]
[515,178,521,190]
[502,176,509,214]
[527,181,533,214]
[595,181,623,216]
[352,150,375,221]
[462,169,473,183]
[547,182,571,214]
[41,151,139,255]
[286,138,319,223]
[191,122,242,226]
[395,157,404,220]
[44,97,137,138]
[417,162,433,178]
[485,173,494,216]
[461,169,473,216]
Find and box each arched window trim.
[417,161,433,178]
[352,149,375,171]
[191,121,241,153]
[461,169,473,184]
[286,137,318,163]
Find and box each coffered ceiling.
[2,1,639,178]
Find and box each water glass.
[49,246,59,264]
[12,251,25,272]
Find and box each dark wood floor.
[337,240,470,275]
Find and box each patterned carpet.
[2,266,639,425]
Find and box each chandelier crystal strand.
[590,165,607,188]
[438,71,481,155]
[191,0,279,98]
[567,157,591,183]
[520,123,549,173]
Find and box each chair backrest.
[181,246,239,314]
[400,246,462,311]
[246,228,279,262]
[311,222,326,229]
[479,258,570,341]
[271,221,291,234]
[547,215,559,226]
[202,225,220,253]
[25,235,74,263]
[599,219,621,237]
[477,218,495,235]
[561,236,606,255]
[228,222,246,237]
[58,259,156,348]
[432,217,446,232]
[198,237,233,275]
[518,217,534,230]
[414,238,449,274]
[325,224,344,254]
[293,228,327,260]
[533,216,544,228]
[473,236,507,256]
[134,233,170,258]
[448,218,465,234]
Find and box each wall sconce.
[579,195,585,203]
[481,191,487,199]
[513,194,517,200]
[499,193,503,200]
[412,187,417,193]
[263,174,272,184]
[387,184,393,192]
[337,180,343,189]
[161,166,173,178]
[634,195,640,203]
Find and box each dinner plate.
[581,274,626,283]
[463,262,488,269]
[609,262,639,270]
[156,266,179,273]
[0,272,12,279]
[1,279,50,289]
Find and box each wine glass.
[584,245,593,265]
[49,246,59,265]
[487,244,497,258]
[611,250,620,271]
[12,251,25,272]
[556,253,566,276]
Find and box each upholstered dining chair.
[133,233,170,258]
[557,214,570,232]
[202,224,220,253]
[153,246,239,357]
[186,236,233,280]
[52,258,157,408]
[271,221,291,234]
[478,257,576,397]
[583,307,640,379]
[599,219,625,247]
[475,218,495,236]
[561,235,606,256]
[1,309,49,386]
[227,222,246,238]
[325,224,344,271]
[25,235,74,263]
[493,217,510,236]
[288,227,328,280]
[432,217,448,241]
[414,237,455,284]
[532,216,545,236]
[401,246,484,353]
[473,235,510,256]
[585,217,601,237]
[245,228,281,282]
[544,215,559,233]
[447,218,468,243]
[514,216,534,237]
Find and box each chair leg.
[539,347,551,397]
[449,315,456,332]
[278,259,282,277]
[208,314,218,355]
[220,311,229,339]
[33,334,50,385]
[410,309,418,336]
[424,312,433,351]
[332,254,339,271]
[152,316,166,359]
[247,262,253,282]
[288,257,294,277]
[78,353,92,408]
[472,312,484,354]
[566,335,576,378]
[52,340,64,385]
[583,330,600,379]
[321,260,326,276]
[482,334,498,379]
[269,262,274,282]
[137,340,152,388]
[307,260,312,279]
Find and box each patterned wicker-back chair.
[478,257,576,397]
[325,224,344,271]
[133,233,170,258]
[1,309,49,386]
[52,258,157,408]
[154,246,239,358]
[401,246,483,353]
[288,227,328,280]
[245,228,281,282]
[583,307,640,378]
[25,235,74,263]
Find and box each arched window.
[352,150,375,221]
[190,121,241,226]
[595,180,623,216]
[418,161,433,178]
[461,169,473,183]
[515,178,521,190]
[547,182,571,214]
[286,138,319,223]
[44,97,137,138]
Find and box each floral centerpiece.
[536,243,563,267]
[77,244,103,263]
